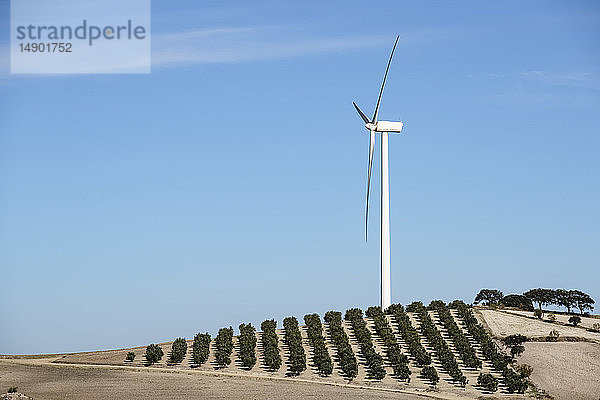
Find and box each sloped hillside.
[53,301,537,399]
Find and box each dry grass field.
[518,341,600,400]
[2,306,599,400]
[478,309,600,342]
[0,359,434,400]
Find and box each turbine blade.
[353,102,370,124]
[365,130,375,241]
[372,35,399,123]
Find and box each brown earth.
[3,308,598,400]
[476,309,600,400]
[477,309,600,342]
[0,358,469,400]
[497,309,600,331]
[517,341,600,400]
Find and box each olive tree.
[474,289,503,306]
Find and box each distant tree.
[169,337,187,364]
[503,334,528,347]
[568,315,582,326]
[546,330,560,342]
[510,345,525,359]
[477,373,498,392]
[500,294,534,311]
[420,366,439,386]
[126,351,135,362]
[523,288,555,310]
[514,363,533,379]
[192,333,211,365]
[215,327,234,368]
[570,290,595,315]
[554,289,575,314]
[238,323,257,370]
[502,334,527,360]
[503,369,528,394]
[145,344,164,365]
[474,289,504,306]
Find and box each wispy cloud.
[0,25,465,77]
[479,70,599,90]
[519,70,599,89]
[151,27,391,67]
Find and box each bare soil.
[477,309,600,342]
[518,341,600,400]
[0,359,466,400]
[500,309,600,331]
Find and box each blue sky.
[1,1,599,354]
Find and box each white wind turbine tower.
[353,35,403,311]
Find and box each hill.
[1,301,599,400]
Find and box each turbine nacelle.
[365,121,404,133]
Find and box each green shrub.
[410,302,466,385]
[420,366,439,386]
[192,332,211,365]
[169,337,187,364]
[534,309,543,319]
[8,387,18,393]
[215,327,234,368]
[387,303,431,367]
[145,343,164,365]
[568,315,581,326]
[504,368,528,393]
[126,351,135,362]
[546,329,560,342]
[514,363,533,379]
[452,300,529,392]
[304,313,333,376]
[260,319,282,371]
[477,372,498,392]
[345,308,386,380]
[283,316,306,376]
[365,306,410,381]
[324,311,358,380]
[592,323,600,332]
[547,313,556,322]
[502,334,527,360]
[430,301,482,369]
[238,323,257,370]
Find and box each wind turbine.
[353,35,403,311]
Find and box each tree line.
[215,327,234,368]
[283,316,307,376]
[474,288,595,314]
[304,313,333,376]
[324,311,358,380]
[345,308,386,380]
[238,323,257,370]
[451,300,528,393]
[407,302,467,386]
[260,319,282,371]
[365,306,411,381]
[429,300,481,370]
[387,303,432,367]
